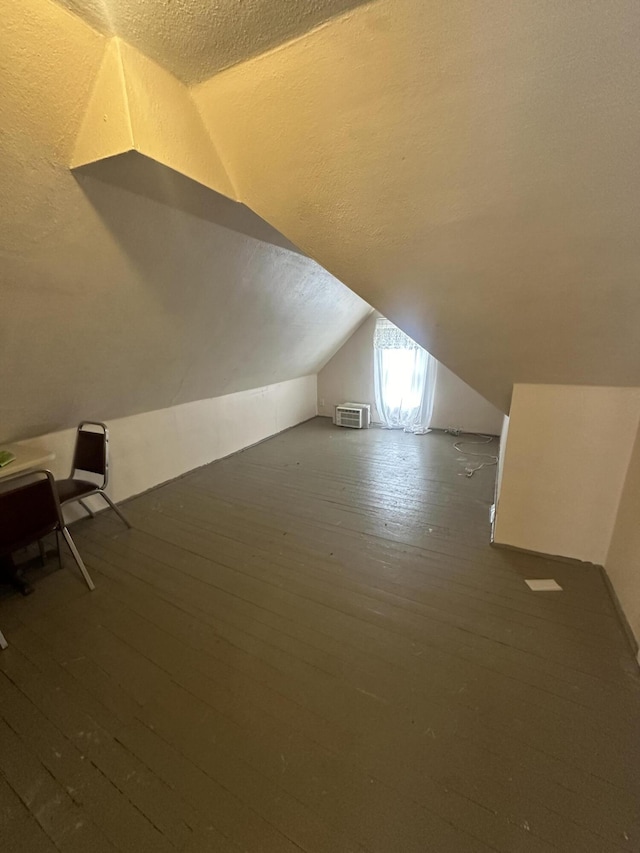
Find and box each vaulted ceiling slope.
[192,0,640,411]
[56,0,640,413]
[0,0,370,442]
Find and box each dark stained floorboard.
[1,419,639,852]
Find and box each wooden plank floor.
[1,418,639,852]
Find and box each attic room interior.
[1,0,640,850]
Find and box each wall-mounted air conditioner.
[335,403,371,429]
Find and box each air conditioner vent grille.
[335,403,371,429]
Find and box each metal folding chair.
[56,421,130,528]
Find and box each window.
[373,317,436,433]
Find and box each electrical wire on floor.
[447,431,498,477]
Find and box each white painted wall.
[605,422,640,652]
[494,414,510,506]
[493,384,640,566]
[12,376,317,520]
[430,364,505,436]
[317,313,504,434]
[317,313,378,417]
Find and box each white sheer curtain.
[373,317,437,434]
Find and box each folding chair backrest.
[0,471,60,555]
[72,423,108,485]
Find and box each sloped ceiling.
[0,0,370,442]
[193,0,640,411]
[59,0,640,414]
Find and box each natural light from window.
[377,348,424,411]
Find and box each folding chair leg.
[101,492,131,529]
[61,527,95,591]
[56,531,62,570]
[38,539,46,566]
[0,627,7,650]
[78,499,96,518]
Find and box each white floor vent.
[335,403,371,429]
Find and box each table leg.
[0,555,34,596]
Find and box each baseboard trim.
[599,565,639,659]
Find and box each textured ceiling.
[54,0,374,83]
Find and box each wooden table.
[0,443,55,481]
[0,443,56,601]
